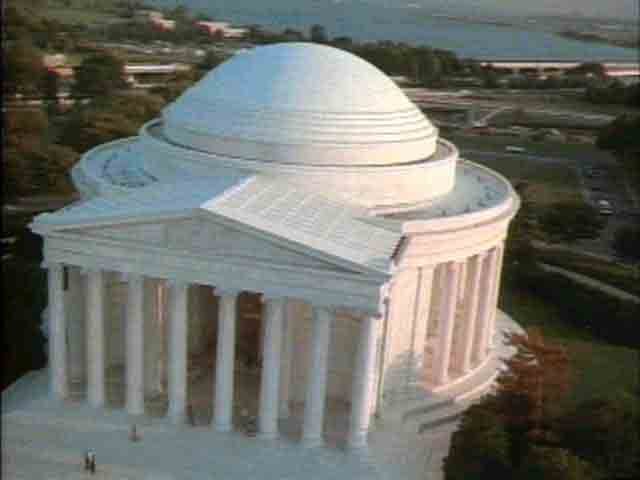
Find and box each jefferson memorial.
[28,43,519,453]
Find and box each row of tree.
[586,82,640,108]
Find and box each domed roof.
[161,43,438,166]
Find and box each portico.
[37,193,391,448]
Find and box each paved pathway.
[539,262,640,303]
[1,372,426,480]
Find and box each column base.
[256,431,279,441]
[278,405,290,420]
[48,391,68,405]
[87,397,105,410]
[346,433,368,450]
[214,422,233,433]
[126,406,145,417]
[168,410,187,425]
[301,435,324,448]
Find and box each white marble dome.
[161,42,438,166]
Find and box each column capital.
[343,307,380,319]
[260,293,288,303]
[80,266,102,276]
[166,278,189,289]
[43,261,68,273]
[119,271,144,283]
[476,251,488,261]
[214,287,242,298]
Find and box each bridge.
[478,61,639,77]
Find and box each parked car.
[505,146,526,153]
[597,199,613,215]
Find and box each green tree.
[538,202,604,244]
[4,37,45,96]
[597,114,640,200]
[150,70,202,103]
[310,24,328,43]
[59,93,164,153]
[72,52,127,97]
[517,446,597,480]
[568,62,606,78]
[443,401,511,480]
[612,225,640,263]
[42,70,60,116]
[597,114,640,153]
[505,182,538,279]
[4,109,78,197]
[199,51,225,71]
[418,51,443,86]
[496,328,570,465]
[560,392,640,479]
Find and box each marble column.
[47,262,68,400]
[67,266,86,383]
[258,297,285,440]
[458,261,468,303]
[486,243,505,351]
[456,253,485,374]
[213,290,238,432]
[143,278,162,395]
[409,267,434,386]
[348,314,379,449]
[427,264,445,337]
[86,268,105,408]
[167,280,189,424]
[472,248,499,365]
[279,299,294,419]
[302,306,334,447]
[433,262,461,386]
[126,273,145,416]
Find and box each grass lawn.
[447,131,602,157]
[537,248,640,296]
[43,7,121,25]
[467,155,582,205]
[499,278,639,406]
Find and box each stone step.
[402,398,452,423]
[418,408,465,434]
[392,312,523,436]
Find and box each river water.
[149,0,637,61]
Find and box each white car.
[505,146,526,153]
[597,199,613,215]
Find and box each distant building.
[43,54,67,68]
[196,21,248,39]
[134,10,164,21]
[151,18,176,32]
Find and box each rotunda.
[31,43,519,449]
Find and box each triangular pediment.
[71,215,362,275]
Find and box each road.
[404,88,616,125]
[461,149,573,165]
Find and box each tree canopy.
[560,391,640,479]
[612,225,640,263]
[59,93,165,153]
[3,38,46,96]
[597,114,640,154]
[4,109,79,198]
[72,52,127,97]
[310,24,328,43]
[537,202,604,244]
